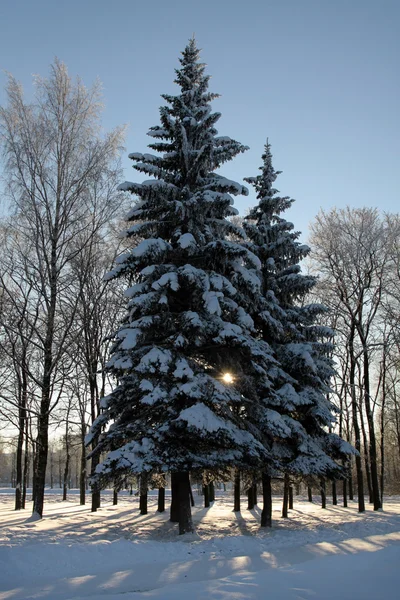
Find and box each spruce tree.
[243,142,355,523]
[88,40,274,534]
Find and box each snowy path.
[1,490,400,599]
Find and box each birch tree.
[0,59,124,517]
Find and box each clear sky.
[0,0,398,241]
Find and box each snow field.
[1,489,400,599]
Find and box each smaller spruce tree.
[243,142,355,523]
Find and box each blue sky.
[0,0,398,241]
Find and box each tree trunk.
[80,429,86,506]
[332,480,337,505]
[62,422,70,502]
[288,485,293,510]
[348,470,354,500]
[170,472,179,522]
[349,331,365,512]
[90,453,101,512]
[380,347,387,509]
[15,425,24,510]
[361,344,381,510]
[139,474,148,515]
[253,482,257,505]
[15,371,28,510]
[31,438,37,504]
[343,476,348,508]
[234,469,240,512]
[32,408,50,517]
[177,471,194,535]
[282,474,289,518]
[247,486,255,510]
[90,374,101,512]
[261,472,272,527]
[307,486,313,502]
[189,481,195,507]
[360,403,373,503]
[63,454,70,501]
[50,450,54,489]
[22,421,29,509]
[203,484,210,508]
[209,481,215,503]
[113,488,118,505]
[158,486,165,513]
[320,478,326,509]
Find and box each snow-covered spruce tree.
[88,40,275,535]
[243,142,355,525]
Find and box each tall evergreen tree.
[88,40,274,534]
[243,142,354,522]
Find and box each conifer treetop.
[244,141,312,293]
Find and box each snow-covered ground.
[1,488,399,599]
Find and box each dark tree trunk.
[170,472,179,522]
[90,375,101,512]
[343,477,348,507]
[32,247,60,519]
[203,484,210,508]
[209,481,215,503]
[176,471,194,535]
[32,410,50,517]
[349,330,365,512]
[360,404,373,503]
[158,486,165,512]
[234,469,240,512]
[380,349,387,509]
[62,423,70,502]
[288,485,293,510]
[15,431,23,510]
[22,423,29,509]
[63,455,70,501]
[253,482,257,505]
[50,450,54,489]
[320,478,326,509]
[261,472,272,528]
[348,471,354,500]
[113,488,118,505]
[90,460,101,509]
[15,371,28,510]
[31,439,37,504]
[91,472,101,511]
[282,474,289,518]
[308,486,313,502]
[332,480,337,505]
[247,486,255,510]
[139,474,148,515]
[80,429,86,506]
[361,345,381,510]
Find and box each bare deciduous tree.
[0,60,124,517]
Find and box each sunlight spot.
[230,555,251,570]
[311,542,343,557]
[160,561,193,583]
[260,551,278,568]
[222,372,234,384]
[338,538,383,553]
[100,570,132,589]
